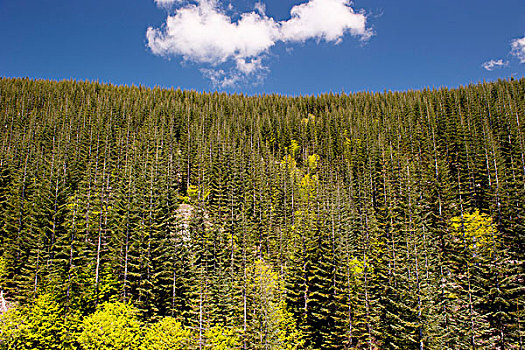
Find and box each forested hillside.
[0,77,524,349]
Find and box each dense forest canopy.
[0,77,524,349]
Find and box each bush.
[78,301,141,350]
[204,325,241,350]
[141,317,192,350]
[0,306,25,350]
[0,294,77,350]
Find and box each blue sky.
[1,0,524,95]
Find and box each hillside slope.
[0,77,524,349]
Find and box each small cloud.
[154,0,183,8]
[235,57,265,75]
[147,0,372,87]
[200,68,241,88]
[482,59,508,71]
[510,35,525,63]
[280,0,372,43]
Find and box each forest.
[0,77,523,349]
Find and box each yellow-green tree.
[450,210,497,256]
[78,302,141,350]
[0,306,25,350]
[141,317,192,350]
[204,325,241,350]
[0,294,76,350]
[247,259,304,350]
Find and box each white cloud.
[200,68,241,88]
[510,36,525,63]
[201,63,266,88]
[154,0,183,8]
[281,0,371,43]
[482,59,508,71]
[235,57,265,75]
[147,0,372,86]
[146,1,279,69]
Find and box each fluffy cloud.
[482,59,508,71]
[280,0,371,43]
[147,3,279,64]
[147,0,372,86]
[510,36,525,63]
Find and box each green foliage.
[450,210,497,254]
[348,257,365,275]
[0,77,524,349]
[247,259,305,350]
[306,154,319,172]
[23,294,68,350]
[0,307,25,350]
[0,256,6,291]
[298,173,317,201]
[281,154,297,171]
[140,317,192,350]
[289,140,300,158]
[187,185,199,201]
[0,294,76,350]
[204,325,241,350]
[187,184,210,202]
[301,114,316,126]
[275,301,305,350]
[78,302,141,350]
